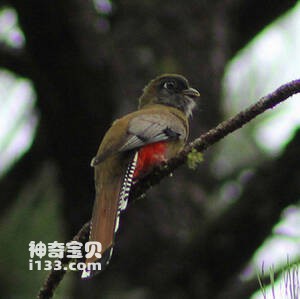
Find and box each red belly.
[133,141,167,178]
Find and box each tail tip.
[81,247,114,279]
[81,267,92,279]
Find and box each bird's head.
[138,74,200,117]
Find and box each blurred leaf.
[0,163,71,299]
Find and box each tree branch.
[36,222,90,299]
[36,78,300,299]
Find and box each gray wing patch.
[119,114,185,152]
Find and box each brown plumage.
[82,74,200,278]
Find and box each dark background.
[0,0,299,298]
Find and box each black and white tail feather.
[115,151,138,233]
[111,153,139,259]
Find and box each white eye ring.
[163,81,176,90]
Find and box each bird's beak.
[182,87,200,99]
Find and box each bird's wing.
[118,113,186,152]
[91,111,187,166]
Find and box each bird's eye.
[163,80,176,90]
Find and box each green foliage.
[187,148,203,170]
[0,164,71,299]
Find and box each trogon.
[82,74,200,278]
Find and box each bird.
[81,74,200,278]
